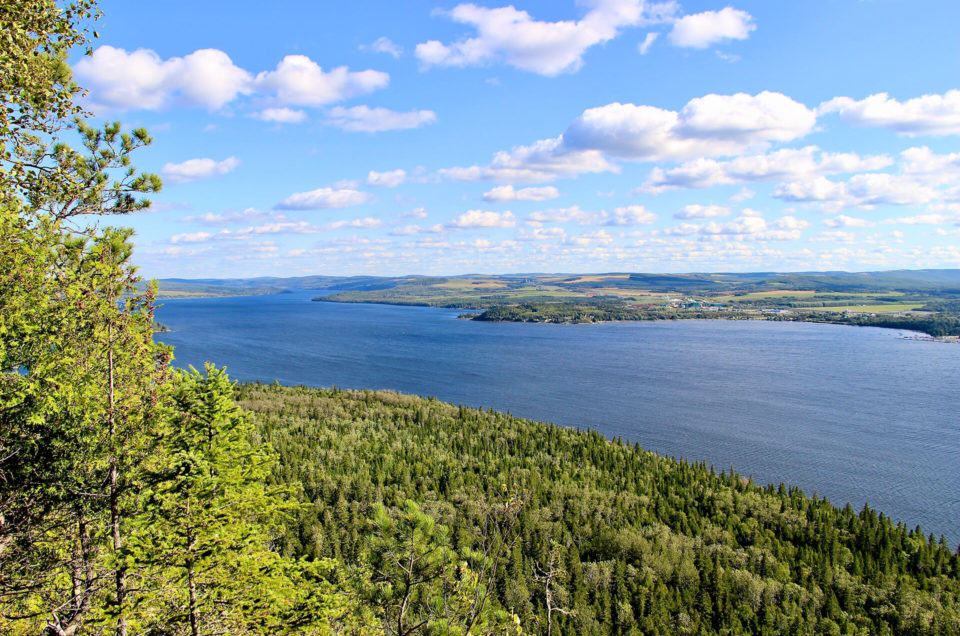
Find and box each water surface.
[156,291,960,545]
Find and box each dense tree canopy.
[242,384,960,635]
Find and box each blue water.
[156,291,960,546]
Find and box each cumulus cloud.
[824,215,875,228]
[416,0,677,76]
[564,92,817,161]
[605,205,657,225]
[774,177,845,203]
[399,206,429,219]
[174,218,384,243]
[170,231,213,244]
[161,157,241,184]
[845,173,937,206]
[440,136,617,183]
[898,146,960,184]
[181,207,270,225]
[567,229,615,246]
[448,209,516,229]
[253,55,388,106]
[664,212,805,241]
[482,185,560,202]
[526,206,599,225]
[812,230,857,243]
[390,224,445,236]
[75,46,252,111]
[638,146,892,192]
[74,47,391,113]
[442,91,817,184]
[674,204,730,219]
[883,214,957,225]
[819,90,960,136]
[668,7,755,49]
[254,107,308,123]
[322,218,383,231]
[517,227,568,241]
[367,169,407,187]
[325,106,437,132]
[774,173,938,210]
[276,187,372,210]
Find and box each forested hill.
[242,383,960,635]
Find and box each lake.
[156,290,960,546]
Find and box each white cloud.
[170,231,213,244]
[812,230,857,243]
[416,0,677,76]
[662,212,804,242]
[774,177,845,203]
[773,216,810,230]
[884,214,955,225]
[161,157,241,184]
[254,55,389,106]
[730,187,754,202]
[441,136,618,183]
[567,229,614,246]
[444,91,816,185]
[367,169,407,187]
[605,205,657,225]
[774,173,938,210]
[819,90,960,136]
[482,185,560,202]
[638,32,659,55]
[276,187,372,210]
[524,204,654,226]
[322,217,383,231]
[254,107,308,123]
[564,92,816,161]
[74,47,391,114]
[898,146,960,184]
[390,224,445,236]
[181,207,269,225]
[367,36,403,58]
[325,106,437,132]
[75,46,252,111]
[178,218,385,243]
[517,227,568,241]
[824,215,875,228]
[668,7,756,49]
[638,146,892,192]
[448,210,516,229]
[845,173,937,206]
[400,206,429,219]
[674,204,730,219]
[526,206,598,225]
[703,214,767,235]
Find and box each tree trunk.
[108,336,127,636]
[187,498,200,636]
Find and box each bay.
[156,290,960,546]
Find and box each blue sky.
[74,0,960,278]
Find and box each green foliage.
[242,384,960,635]
[363,500,521,635]
[131,365,303,634]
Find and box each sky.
[71,0,960,279]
